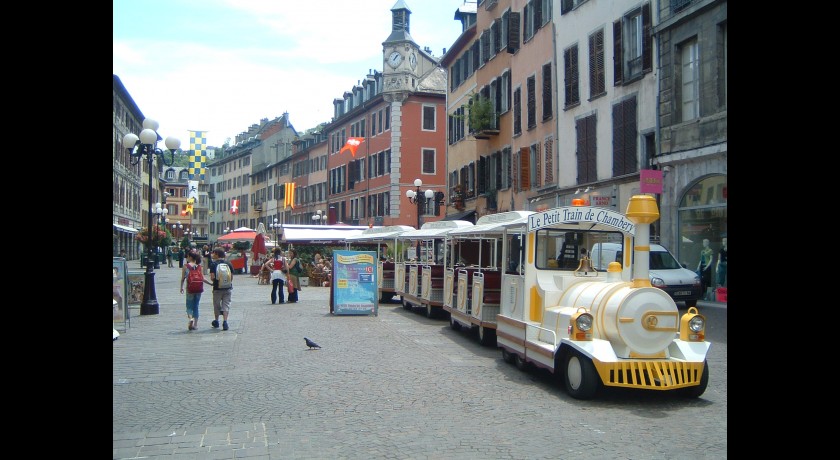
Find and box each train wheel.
[501,348,515,364]
[478,326,496,347]
[450,315,461,331]
[514,354,529,371]
[679,361,709,398]
[564,351,599,400]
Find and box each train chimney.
[624,195,660,288]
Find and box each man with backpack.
[208,247,234,331]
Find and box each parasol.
[252,232,267,257]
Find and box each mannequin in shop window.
[696,238,714,292]
[716,237,727,287]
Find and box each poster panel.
[332,250,378,316]
[113,258,129,327]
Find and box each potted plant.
[452,184,465,210]
[469,95,497,138]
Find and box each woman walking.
[265,248,287,304]
[286,249,302,303]
[179,250,204,331]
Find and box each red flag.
[230,199,239,214]
[339,137,364,157]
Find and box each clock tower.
[382,0,419,97]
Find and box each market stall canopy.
[281,224,369,245]
[217,227,257,242]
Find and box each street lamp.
[311,209,324,225]
[172,222,183,239]
[123,118,180,315]
[406,179,434,229]
[152,203,168,268]
[270,218,282,247]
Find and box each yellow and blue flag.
[188,130,207,180]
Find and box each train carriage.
[395,220,473,318]
[445,211,533,346]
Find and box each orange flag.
[284,183,295,209]
[339,137,364,157]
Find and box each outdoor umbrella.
[252,232,267,258]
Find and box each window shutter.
[508,12,520,53]
[642,2,652,73]
[478,156,487,195]
[542,63,552,120]
[519,147,531,191]
[534,0,543,29]
[513,88,522,135]
[613,20,623,85]
[527,76,536,129]
[544,136,554,184]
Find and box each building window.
[679,37,700,122]
[513,87,522,135]
[527,75,536,130]
[576,114,596,184]
[541,62,552,121]
[422,105,436,131]
[612,96,638,176]
[613,2,652,85]
[589,28,606,98]
[564,44,580,108]
[422,149,435,174]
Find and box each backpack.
[216,262,233,289]
[186,265,204,293]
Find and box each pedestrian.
[208,247,234,331]
[265,247,287,304]
[179,250,204,331]
[286,249,302,303]
[178,247,185,268]
[167,246,174,267]
[202,245,212,275]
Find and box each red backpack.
[187,264,204,293]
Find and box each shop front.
[676,175,727,302]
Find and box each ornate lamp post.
[311,209,324,225]
[172,222,183,239]
[406,178,434,229]
[122,118,180,315]
[270,218,282,248]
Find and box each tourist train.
[344,195,710,399]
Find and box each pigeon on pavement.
[304,337,321,349]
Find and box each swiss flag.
[230,199,239,214]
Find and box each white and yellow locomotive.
[495,195,710,399]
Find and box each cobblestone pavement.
[114,262,727,459]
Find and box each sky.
[113,0,471,149]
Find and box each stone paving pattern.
[114,262,727,459]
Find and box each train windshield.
[534,228,623,270]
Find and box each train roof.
[398,220,473,239]
[448,211,534,236]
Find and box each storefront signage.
[528,206,635,235]
[640,169,663,194]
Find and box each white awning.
[113,223,138,233]
[282,226,367,244]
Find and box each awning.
[113,223,138,233]
[217,230,258,242]
[282,225,368,244]
[442,209,476,223]
[344,225,416,242]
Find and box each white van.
[590,242,702,307]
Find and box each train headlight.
[679,307,706,341]
[569,308,593,341]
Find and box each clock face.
[387,51,403,68]
[408,52,417,70]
